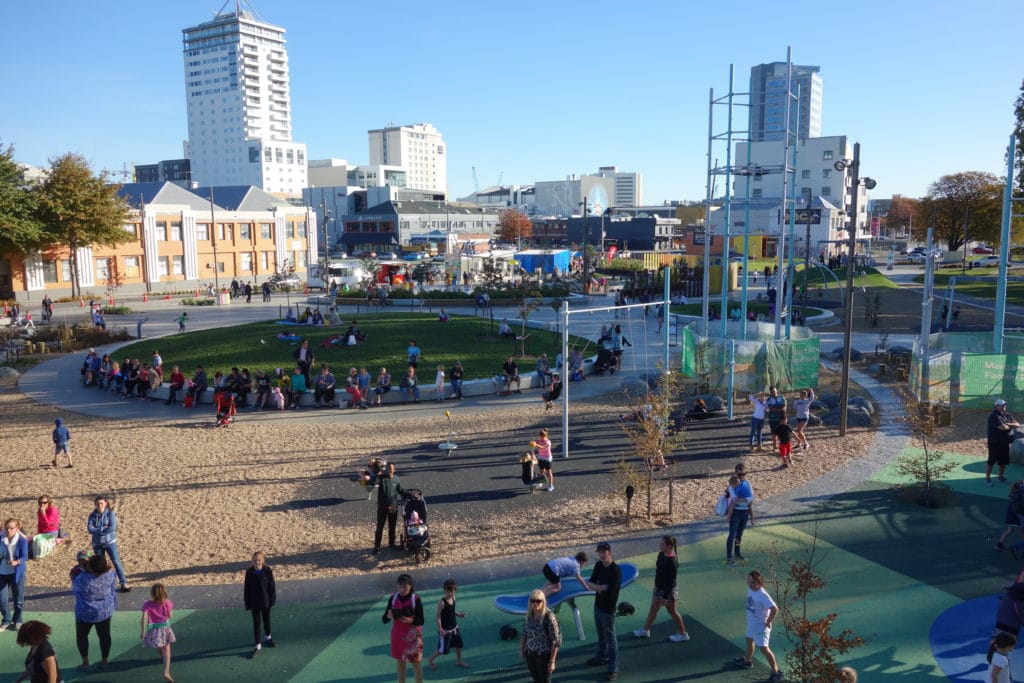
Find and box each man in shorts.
[541,552,588,596]
[733,570,783,682]
[986,399,1021,485]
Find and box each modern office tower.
[367,123,447,195]
[182,4,307,195]
[748,62,823,141]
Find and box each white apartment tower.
[182,3,308,195]
[368,123,447,195]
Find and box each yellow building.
[0,182,316,301]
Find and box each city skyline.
[2,0,1021,205]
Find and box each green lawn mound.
[115,313,576,380]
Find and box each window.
[260,223,273,240]
[801,170,811,179]
[124,256,140,278]
[169,221,182,241]
[197,223,210,240]
[823,150,833,160]
[42,260,58,284]
[172,255,184,275]
[240,253,252,271]
[821,187,832,196]
[157,257,169,277]
[60,260,72,281]
[752,189,762,198]
[156,221,168,240]
[240,224,251,240]
[95,258,110,280]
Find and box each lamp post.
[208,188,220,301]
[835,142,877,436]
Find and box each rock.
[849,397,875,415]
[817,393,840,409]
[620,379,649,398]
[0,367,20,382]
[830,347,863,362]
[821,405,872,428]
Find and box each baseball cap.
[996,399,1008,406]
[596,542,612,552]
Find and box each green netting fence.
[909,332,1024,408]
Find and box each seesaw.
[493,562,639,641]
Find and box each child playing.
[987,632,1015,683]
[774,414,796,467]
[140,583,177,682]
[51,418,72,468]
[427,579,468,669]
[733,570,783,683]
[434,364,445,402]
[243,551,277,657]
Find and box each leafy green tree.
[0,144,45,252]
[35,153,132,297]
[915,172,1003,252]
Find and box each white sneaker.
[633,629,650,638]
[669,633,690,642]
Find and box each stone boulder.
[817,392,840,409]
[821,405,872,428]
[848,396,876,415]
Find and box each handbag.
[713,490,731,516]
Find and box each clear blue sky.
[3,1,1021,205]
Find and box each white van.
[307,259,367,291]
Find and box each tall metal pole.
[995,134,1016,353]
[208,188,220,300]
[838,142,862,436]
[702,88,715,336]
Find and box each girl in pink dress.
[140,583,176,682]
[382,573,425,683]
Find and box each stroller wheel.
[416,547,431,564]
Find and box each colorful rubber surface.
[2,448,1021,681]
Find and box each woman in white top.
[748,393,767,451]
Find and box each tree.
[0,144,45,253]
[883,195,920,238]
[35,153,132,297]
[915,172,1002,252]
[496,209,533,244]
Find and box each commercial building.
[367,123,447,195]
[749,62,823,141]
[182,6,308,195]
[0,182,315,301]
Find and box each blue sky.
[3,1,1021,204]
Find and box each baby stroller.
[400,489,431,563]
[594,346,616,375]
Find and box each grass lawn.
[911,270,1024,306]
[115,313,579,380]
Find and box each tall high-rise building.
[367,123,447,195]
[182,4,307,195]
[748,62,822,142]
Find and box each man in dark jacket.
[373,463,406,554]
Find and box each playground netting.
[909,332,1024,408]
[679,321,820,393]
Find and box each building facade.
[367,123,447,195]
[0,182,315,301]
[182,7,308,195]
[749,62,823,141]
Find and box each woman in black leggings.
[72,554,118,671]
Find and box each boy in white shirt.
[733,570,783,683]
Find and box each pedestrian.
[987,632,1015,683]
[72,553,118,671]
[726,464,755,565]
[520,590,561,683]
[732,570,783,682]
[765,387,786,452]
[51,418,72,468]
[373,463,407,554]
[243,551,277,657]
[748,392,767,452]
[540,552,588,596]
[986,399,1021,485]
[632,536,690,642]
[426,579,469,670]
[0,518,29,631]
[87,496,130,593]
[176,312,187,333]
[793,388,815,450]
[15,620,63,683]
[140,583,176,683]
[775,414,796,467]
[534,429,554,492]
[584,541,622,681]
[383,573,425,683]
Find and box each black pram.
[400,489,431,563]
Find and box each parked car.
[972,245,994,254]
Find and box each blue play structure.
[493,562,639,640]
